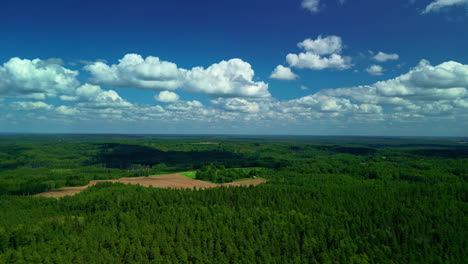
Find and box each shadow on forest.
[314,145,377,156]
[410,148,468,159]
[91,143,246,170]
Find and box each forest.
[0,134,466,263]
[195,166,260,183]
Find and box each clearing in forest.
[34,174,266,199]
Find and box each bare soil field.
[221,179,268,187]
[34,174,266,199]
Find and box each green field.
[179,171,197,179]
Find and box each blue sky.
[0,0,467,135]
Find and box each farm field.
[34,173,266,198]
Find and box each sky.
[0,0,467,136]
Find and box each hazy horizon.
[1,132,467,139]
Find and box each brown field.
[34,174,266,199]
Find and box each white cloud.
[166,100,203,111]
[60,84,102,102]
[287,53,352,70]
[3,53,466,135]
[60,84,132,109]
[270,65,298,80]
[297,35,343,55]
[301,85,309,90]
[85,54,270,98]
[366,65,385,75]
[182,59,270,97]
[318,85,412,106]
[317,60,468,119]
[286,36,352,70]
[293,95,356,112]
[84,54,183,91]
[0,57,79,99]
[81,89,132,109]
[357,104,383,114]
[275,94,384,122]
[454,98,468,108]
[374,60,468,97]
[373,52,399,62]
[301,0,351,14]
[302,0,320,13]
[211,98,260,113]
[422,0,468,14]
[11,101,53,111]
[401,101,455,116]
[56,105,79,115]
[154,91,179,103]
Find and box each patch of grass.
[179,171,197,179]
[179,169,263,182]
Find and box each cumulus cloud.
[287,53,352,70]
[395,101,455,116]
[317,60,468,119]
[85,54,270,98]
[366,65,385,75]
[59,84,102,102]
[3,53,466,134]
[0,57,79,99]
[84,54,183,91]
[166,100,203,111]
[9,101,79,118]
[374,60,468,97]
[211,98,260,113]
[286,36,352,70]
[454,98,468,108]
[56,105,79,115]
[373,52,399,62]
[60,84,132,109]
[182,59,270,97]
[318,86,411,106]
[297,35,343,55]
[422,0,468,14]
[293,95,361,112]
[80,90,132,109]
[274,94,384,124]
[270,65,298,80]
[302,0,320,13]
[154,91,179,103]
[11,101,54,111]
[296,95,352,112]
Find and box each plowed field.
[34,174,266,198]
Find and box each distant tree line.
[195,165,261,183]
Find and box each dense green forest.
[0,135,467,263]
[195,166,261,183]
